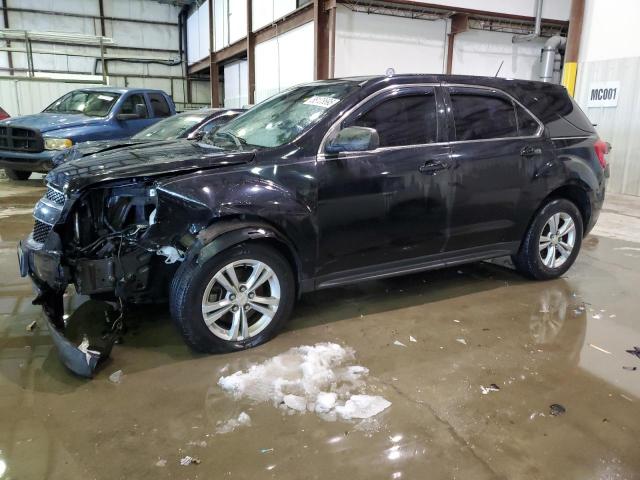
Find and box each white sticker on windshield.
[98,95,115,101]
[303,96,339,109]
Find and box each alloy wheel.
[538,212,576,269]
[201,259,281,341]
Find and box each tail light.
[594,139,610,169]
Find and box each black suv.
[19,74,608,355]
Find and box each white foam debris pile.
[215,411,252,434]
[218,343,391,420]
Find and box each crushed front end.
[18,179,207,376]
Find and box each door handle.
[419,160,449,175]
[521,146,542,157]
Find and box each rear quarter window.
[149,93,171,118]
[449,89,518,141]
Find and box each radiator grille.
[32,219,52,243]
[45,186,65,205]
[0,126,44,153]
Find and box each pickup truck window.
[44,91,120,117]
[350,92,438,147]
[120,94,149,118]
[149,93,171,117]
[449,88,518,141]
[209,81,360,149]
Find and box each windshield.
[133,111,209,140]
[207,81,360,149]
[44,91,120,117]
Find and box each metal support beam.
[1,0,13,76]
[98,0,106,37]
[562,0,584,97]
[246,0,255,104]
[208,0,218,107]
[314,0,330,80]
[445,13,468,74]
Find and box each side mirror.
[325,126,379,154]
[135,103,147,118]
[187,130,205,141]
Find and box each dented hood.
[46,139,254,192]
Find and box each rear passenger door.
[316,85,452,276]
[443,85,549,251]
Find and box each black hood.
[46,139,254,192]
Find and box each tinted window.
[350,93,437,147]
[449,90,517,141]
[516,104,540,136]
[120,94,148,118]
[149,93,171,117]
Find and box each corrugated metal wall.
[575,58,640,196]
[0,0,208,112]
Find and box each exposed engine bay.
[54,181,187,303]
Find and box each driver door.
[316,85,452,278]
[114,93,152,137]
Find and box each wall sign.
[587,81,620,108]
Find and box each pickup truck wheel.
[512,198,583,280]
[170,243,295,353]
[5,169,31,180]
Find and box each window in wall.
[350,92,438,147]
[149,93,171,117]
[120,94,148,117]
[448,89,518,141]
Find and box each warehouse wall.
[451,30,545,79]
[254,21,313,103]
[224,59,248,108]
[0,0,199,114]
[335,5,548,81]
[574,0,640,196]
[334,7,447,77]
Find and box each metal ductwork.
[513,0,543,43]
[539,35,567,83]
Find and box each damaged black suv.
[19,75,608,356]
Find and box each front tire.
[5,169,31,181]
[170,243,295,353]
[512,198,583,280]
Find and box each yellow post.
[562,62,578,97]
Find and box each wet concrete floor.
[0,178,639,479]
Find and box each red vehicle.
[0,107,9,121]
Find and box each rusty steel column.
[209,0,220,107]
[314,0,330,80]
[2,0,14,75]
[445,13,468,75]
[246,0,255,104]
[562,0,584,96]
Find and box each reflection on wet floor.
[0,183,639,479]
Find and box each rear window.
[449,88,518,141]
[149,93,171,117]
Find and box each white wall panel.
[228,0,247,44]
[223,59,248,108]
[334,7,446,77]
[575,58,640,196]
[254,21,313,103]
[187,1,210,65]
[579,0,640,63]
[252,0,297,32]
[0,79,102,116]
[408,0,570,21]
[452,29,545,80]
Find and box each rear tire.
[5,169,31,181]
[512,198,583,280]
[170,243,295,353]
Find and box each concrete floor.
[1,177,639,480]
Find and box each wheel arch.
[188,216,305,292]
